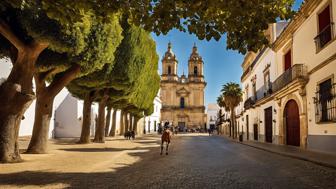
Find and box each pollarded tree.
[66,82,97,144]
[217,95,231,135]
[220,82,243,139]
[25,14,123,153]
[0,1,100,162]
[67,19,156,143]
[0,0,295,163]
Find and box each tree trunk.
[119,111,125,136]
[105,107,112,137]
[133,117,139,135]
[78,93,94,144]
[0,23,48,162]
[129,114,133,131]
[124,112,129,132]
[0,83,34,162]
[26,91,53,154]
[230,109,236,139]
[109,109,117,137]
[26,65,80,153]
[94,97,108,143]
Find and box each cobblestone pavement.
[1,134,336,189]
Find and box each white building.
[144,90,162,133]
[206,103,220,130]
[273,0,336,153]
[238,0,336,154]
[239,22,288,142]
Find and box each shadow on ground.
[0,136,170,188]
[0,145,165,188]
[59,147,150,152]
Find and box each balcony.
[244,97,255,110]
[314,23,334,51]
[272,64,308,93]
[255,83,273,102]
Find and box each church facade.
[160,43,207,130]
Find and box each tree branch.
[0,18,25,52]
[8,45,18,64]
[37,68,57,82]
[47,64,80,97]
[30,40,49,58]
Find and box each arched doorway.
[285,100,300,146]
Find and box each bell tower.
[188,43,204,82]
[161,42,178,81]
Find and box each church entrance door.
[178,122,186,132]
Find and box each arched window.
[180,97,185,108]
[194,66,198,76]
[168,66,171,75]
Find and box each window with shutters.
[314,5,334,51]
[284,49,292,72]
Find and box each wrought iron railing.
[315,83,336,123]
[314,23,334,50]
[244,97,255,110]
[272,64,308,93]
[255,83,273,101]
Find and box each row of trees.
[217,82,243,138]
[0,0,295,163]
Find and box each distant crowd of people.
[157,121,218,136]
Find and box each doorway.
[246,115,249,140]
[264,107,273,143]
[178,122,186,132]
[253,124,258,141]
[285,100,300,146]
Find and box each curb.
[222,136,336,170]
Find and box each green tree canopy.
[220,82,243,109]
[88,0,295,54]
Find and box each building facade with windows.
[238,0,336,154]
[160,43,207,130]
[144,90,162,133]
[206,103,220,130]
[239,22,288,143]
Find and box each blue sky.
[152,0,304,106]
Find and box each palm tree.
[217,95,230,136]
[220,82,242,139]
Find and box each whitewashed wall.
[0,58,70,137]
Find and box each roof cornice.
[272,0,321,52]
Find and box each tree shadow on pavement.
[0,144,167,189]
[58,147,148,152]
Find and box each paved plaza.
[0,134,335,189]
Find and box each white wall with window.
[0,58,71,138]
[293,0,336,153]
[206,103,219,130]
[271,0,336,153]
[144,90,162,133]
